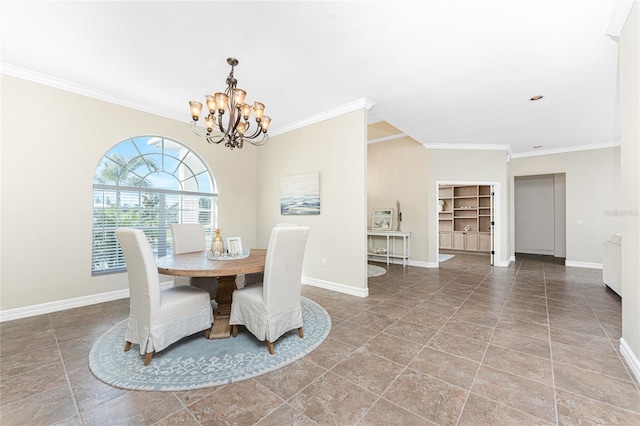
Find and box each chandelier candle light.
[189,58,271,150]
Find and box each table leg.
[209,275,236,339]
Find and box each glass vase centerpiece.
[211,228,225,256]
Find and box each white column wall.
[256,110,368,296]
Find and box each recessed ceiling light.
[534,145,543,149]
[530,95,544,101]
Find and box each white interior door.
[514,175,555,255]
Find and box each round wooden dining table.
[156,249,266,339]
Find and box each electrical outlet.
[576,220,584,226]
[321,258,327,267]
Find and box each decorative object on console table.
[371,208,394,231]
[396,200,402,231]
[211,228,225,256]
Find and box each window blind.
[92,186,216,275]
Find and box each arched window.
[92,136,217,275]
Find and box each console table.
[367,230,411,267]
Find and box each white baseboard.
[411,258,511,268]
[410,259,438,268]
[368,257,417,267]
[0,281,174,322]
[620,338,640,383]
[4,275,359,321]
[370,257,512,268]
[516,249,555,255]
[565,260,603,269]
[0,288,129,322]
[302,276,368,298]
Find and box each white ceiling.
[0,1,626,156]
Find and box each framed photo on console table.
[371,208,394,231]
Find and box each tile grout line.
[50,312,84,425]
[4,257,635,425]
[548,268,640,409]
[353,261,486,425]
[454,258,520,425]
[542,260,560,426]
[584,283,640,394]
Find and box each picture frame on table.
[371,208,394,231]
[226,237,243,254]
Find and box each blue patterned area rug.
[89,297,330,391]
[367,265,387,277]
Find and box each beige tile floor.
[2,253,640,425]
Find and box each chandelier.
[189,58,271,150]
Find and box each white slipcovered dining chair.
[171,223,206,254]
[170,224,219,297]
[115,228,213,366]
[237,223,297,288]
[229,225,310,355]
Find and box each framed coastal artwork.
[280,172,320,215]
[371,208,394,231]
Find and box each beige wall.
[367,144,509,265]
[256,110,368,296]
[427,149,510,265]
[0,75,258,311]
[510,148,621,265]
[553,173,567,258]
[367,142,621,268]
[367,138,429,260]
[619,1,640,376]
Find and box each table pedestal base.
[209,275,236,339]
[190,277,218,300]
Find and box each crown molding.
[605,1,635,39]
[368,133,409,144]
[510,141,621,159]
[2,64,623,158]
[2,63,180,121]
[423,143,511,152]
[268,98,375,137]
[2,63,379,134]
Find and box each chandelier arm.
[247,133,269,146]
[206,135,225,145]
[244,124,264,140]
[190,121,212,138]
[232,109,242,133]
[216,112,229,136]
